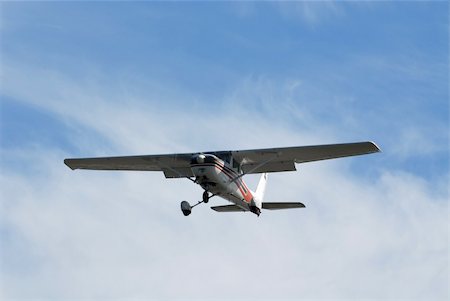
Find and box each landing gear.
[180,191,215,216]
[202,191,209,203]
[180,201,192,216]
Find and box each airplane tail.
[255,173,268,200]
[249,173,305,215]
[250,173,268,212]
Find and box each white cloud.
[1,60,448,300]
[2,147,447,299]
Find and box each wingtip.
[369,141,382,153]
[64,159,75,170]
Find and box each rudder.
[255,173,268,200]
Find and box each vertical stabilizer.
[249,173,268,215]
[255,173,268,201]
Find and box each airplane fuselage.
[190,154,260,215]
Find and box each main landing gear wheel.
[202,191,209,203]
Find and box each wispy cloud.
[1,58,448,299]
[1,140,447,299]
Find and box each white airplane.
[64,141,380,216]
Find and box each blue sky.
[1,2,448,300]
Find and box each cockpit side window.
[204,156,216,164]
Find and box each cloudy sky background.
[0,2,448,300]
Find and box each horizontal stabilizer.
[211,205,246,212]
[262,202,305,210]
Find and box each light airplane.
[64,141,380,216]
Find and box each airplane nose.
[192,154,206,164]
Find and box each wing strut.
[228,153,279,184]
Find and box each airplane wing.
[231,141,380,174]
[64,141,380,177]
[64,153,195,178]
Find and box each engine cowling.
[191,154,206,164]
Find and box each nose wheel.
[180,201,192,216]
[180,191,214,216]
